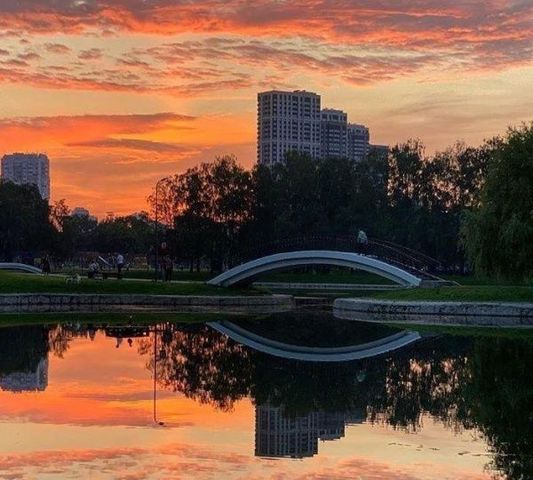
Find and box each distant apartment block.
[368,144,389,160]
[255,404,351,459]
[255,404,319,458]
[257,90,379,164]
[347,123,370,162]
[257,90,321,165]
[71,207,97,222]
[1,153,50,199]
[0,357,49,392]
[320,109,348,159]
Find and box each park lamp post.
[153,177,168,282]
[153,322,166,427]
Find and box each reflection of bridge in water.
[208,320,421,362]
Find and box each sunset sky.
[0,331,493,480]
[0,1,531,217]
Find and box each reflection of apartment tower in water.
[1,153,50,199]
[257,90,321,165]
[255,404,349,458]
[255,404,319,458]
[347,124,370,162]
[320,109,348,159]
[0,358,49,392]
[317,411,346,441]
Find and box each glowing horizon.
[0,1,531,217]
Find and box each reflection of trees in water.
[47,323,98,358]
[138,326,532,480]
[0,322,530,479]
[463,339,533,480]
[0,326,49,375]
[138,324,253,411]
[364,338,473,433]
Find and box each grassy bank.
[372,285,533,303]
[0,311,244,328]
[385,323,533,340]
[0,271,256,296]
[57,268,395,284]
[55,268,211,282]
[261,270,395,284]
[53,267,532,287]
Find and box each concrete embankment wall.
[333,298,533,326]
[0,294,294,314]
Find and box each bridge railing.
[237,235,442,280]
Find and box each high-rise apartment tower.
[320,109,348,159]
[1,153,50,199]
[347,124,370,162]
[257,90,321,165]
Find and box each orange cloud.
[0,2,530,79]
[0,1,530,48]
[0,112,255,216]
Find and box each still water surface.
[0,312,531,480]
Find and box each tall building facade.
[320,109,348,159]
[368,144,389,160]
[255,404,319,458]
[1,153,50,199]
[0,357,49,392]
[347,124,370,162]
[255,404,352,459]
[257,90,321,165]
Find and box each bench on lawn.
[87,271,122,280]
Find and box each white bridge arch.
[208,320,421,362]
[0,262,42,274]
[207,250,422,287]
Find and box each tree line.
[148,123,531,280]
[0,187,154,262]
[0,123,531,279]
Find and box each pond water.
[0,312,531,480]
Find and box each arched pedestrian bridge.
[208,320,421,362]
[207,250,424,287]
[0,263,42,274]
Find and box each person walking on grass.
[41,255,51,275]
[116,252,125,279]
[163,256,173,282]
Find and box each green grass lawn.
[385,322,533,339]
[0,311,246,327]
[54,266,532,287]
[441,274,532,286]
[0,271,257,296]
[371,285,533,303]
[55,268,212,282]
[260,270,395,284]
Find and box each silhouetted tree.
[462,123,533,280]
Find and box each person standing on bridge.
[357,229,368,254]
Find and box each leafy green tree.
[150,156,253,271]
[95,213,153,254]
[61,214,98,254]
[462,124,533,279]
[0,181,56,260]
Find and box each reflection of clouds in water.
[0,439,492,480]
[0,318,530,479]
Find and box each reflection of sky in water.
[0,318,526,480]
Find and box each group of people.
[87,252,125,279]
